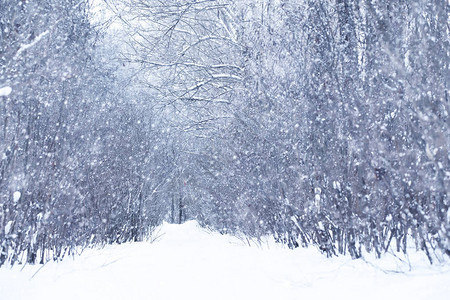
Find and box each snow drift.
[0,221,449,300]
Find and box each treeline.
[0,0,168,266]
[118,0,449,261]
[0,0,448,266]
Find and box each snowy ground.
[1,221,449,300]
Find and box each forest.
[0,0,448,267]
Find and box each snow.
[0,86,12,97]
[13,30,49,60]
[13,191,21,203]
[0,221,449,300]
[4,221,13,235]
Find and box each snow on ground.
[0,221,449,300]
